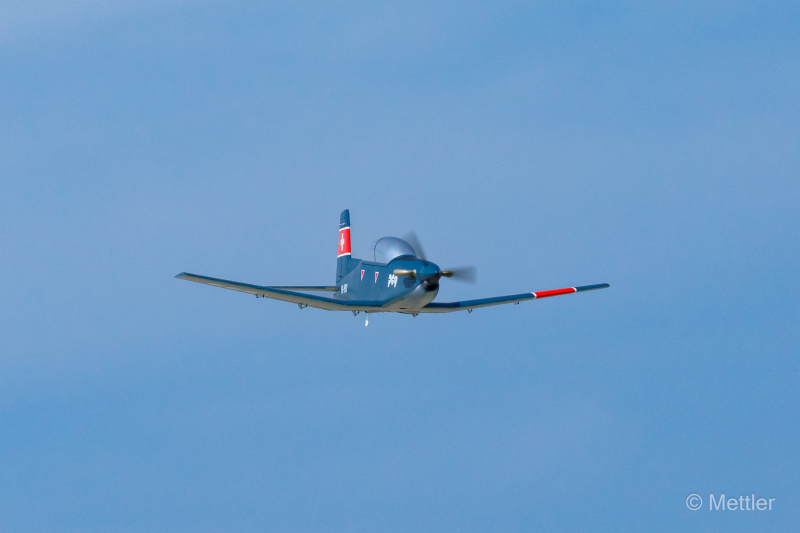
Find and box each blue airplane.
[176,209,609,325]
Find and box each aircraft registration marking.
[388,274,397,287]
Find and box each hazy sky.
[1,1,798,531]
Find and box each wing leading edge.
[419,283,610,313]
[175,273,383,311]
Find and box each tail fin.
[336,209,354,283]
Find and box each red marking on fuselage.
[533,287,577,299]
[361,270,365,280]
[338,227,351,257]
[374,272,379,283]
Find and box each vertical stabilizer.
[336,210,353,283]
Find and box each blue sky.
[1,1,798,531]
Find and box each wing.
[267,286,339,292]
[175,273,384,311]
[420,283,609,313]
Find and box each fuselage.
[333,255,440,313]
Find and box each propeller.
[402,231,427,261]
[395,232,477,284]
[441,266,477,284]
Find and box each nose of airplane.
[417,262,442,283]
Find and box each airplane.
[176,209,609,326]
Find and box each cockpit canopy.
[366,237,418,264]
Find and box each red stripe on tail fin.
[338,227,351,257]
